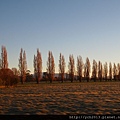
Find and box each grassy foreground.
[0,81,120,115]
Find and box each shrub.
[0,78,3,86]
[0,68,19,87]
[10,75,20,86]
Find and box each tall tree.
[77,56,83,82]
[59,53,65,83]
[0,58,2,69]
[109,62,112,81]
[104,62,108,80]
[33,49,42,84]
[113,63,117,81]
[47,51,55,83]
[84,63,87,80]
[117,63,120,80]
[23,51,27,82]
[1,46,8,69]
[33,55,37,82]
[85,57,90,82]
[68,54,75,82]
[18,48,27,84]
[92,59,97,82]
[98,61,103,81]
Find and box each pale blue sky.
[0,0,120,73]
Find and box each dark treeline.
[0,46,120,87]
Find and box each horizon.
[1,0,120,74]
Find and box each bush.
[10,75,20,86]
[0,68,19,87]
[0,78,3,86]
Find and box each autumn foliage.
[1,45,120,85]
[77,56,83,82]
[68,54,75,82]
[18,48,27,84]
[0,46,19,87]
[59,53,65,82]
[0,46,8,69]
[0,68,19,87]
[84,57,91,82]
[92,59,97,82]
[47,51,55,83]
[33,49,42,84]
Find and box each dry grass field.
[0,82,120,115]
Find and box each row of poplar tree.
[0,45,120,84]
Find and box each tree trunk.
[87,77,89,82]
[21,76,23,84]
[79,76,82,82]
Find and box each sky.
[0,0,120,74]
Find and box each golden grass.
[0,82,120,115]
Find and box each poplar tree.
[84,63,87,80]
[33,55,37,82]
[59,53,65,83]
[109,62,112,81]
[113,63,117,80]
[18,48,27,84]
[98,61,103,81]
[47,51,55,83]
[77,56,83,82]
[104,62,108,80]
[68,54,75,82]
[1,46,8,69]
[0,59,2,69]
[23,51,27,82]
[85,57,90,82]
[117,63,120,80]
[92,59,97,82]
[33,49,42,84]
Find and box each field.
[0,81,120,115]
